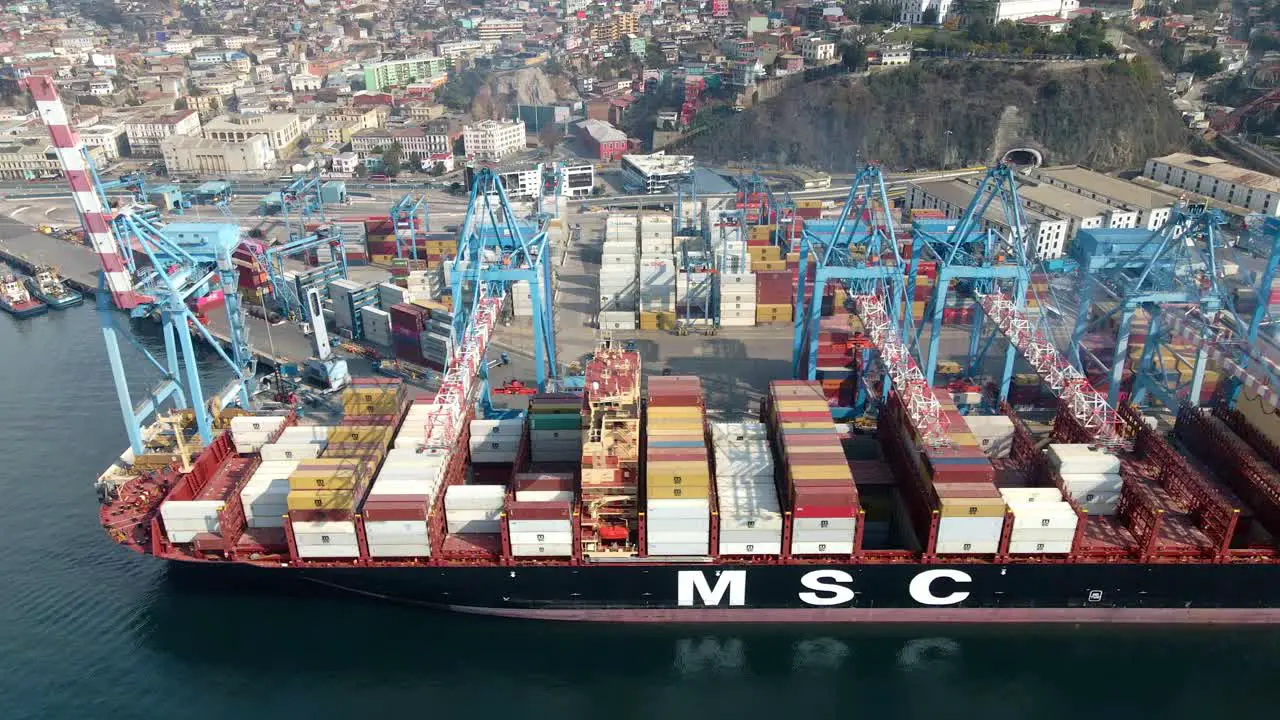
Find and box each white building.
[476,19,524,40]
[907,180,1072,260]
[878,45,913,66]
[436,40,498,61]
[620,152,695,194]
[495,164,543,199]
[161,134,275,175]
[994,0,1079,22]
[1030,165,1180,230]
[796,37,837,64]
[332,152,360,174]
[896,0,953,24]
[88,79,114,97]
[125,110,202,158]
[290,73,322,93]
[1143,153,1280,217]
[463,119,526,161]
[203,113,303,154]
[561,163,595,198]
[1016,179,1140,239]
[79,124,126,162]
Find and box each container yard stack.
[580,343,642,556]
[645,375,713,556]
[998,487,1079,554]
[512,274,556,319]
[600,214,639,331]
[508,473,575,557]
[469,413,529,484]
[638,213,676,331]
[365,217,396,265]
[712,422,783,555]
[334,218,369,264]
[755,270,792,325]
[640,213,674,255]
[404,268,446,302]
[377,281,411,308]
[1046,444,1124,515]
[717,269,756,327]
[675,265,714,329]
[329,279,379,340]
[529,394,583,464]
[766,381,858,556]
[360,307,392,347]
[714,223,748,273]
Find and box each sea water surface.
[3,304,1280,719]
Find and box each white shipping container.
[998,487,1064,504]
[447,519,502,534]
[793,517,857,532]
[444,507,502,523]
[364,520,429,541]
[1008,503,1078,531]
[790,540,855,555]
[508,519,572,533]
[1047,444,1122,474]
[444,484,506,510]
[598,310,637,330]
[509,530,574,545]
[645,517,711,533]
[296,543,361,558]
[646,542,710,556]
[936,516,1005,543]
[718,509,783,532]
[367,543,432,557]
[934,539,1000,554]
[719,541,782,555]
[791,527,856,543]
[1007,540,1074,554]
[646,498,710,518]
[647,530,711,544]
[279,426,332,443]
[258,441,325,462]
[511,543,574,557]
[514,489,574,503]
[719,529,783,544]
[1009,527,1077,543]
[1059,472,1124,494]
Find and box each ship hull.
[30,286,83,309]
[170,559,1280,623]
[0,297,48,317]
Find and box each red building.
[578,119,628,162]
[712,0,729,17]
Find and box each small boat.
[0,271,48,318]
[26,265,83,309]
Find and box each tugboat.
[0,271,48,317]
[26,265,82,309]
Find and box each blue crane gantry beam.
[792,164,910,417]
[451,169,558,403]
[907,165,1031,404]
[259,226,349,321]
[391,192,429,260]
[1068,206,1228,411]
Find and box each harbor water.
[3,304,1280,719]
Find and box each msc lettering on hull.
[676,569,974,607]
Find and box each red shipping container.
[288,509,355,522]
[514,473,575,492]
[785,452,850,467]
[792,488,858,518]
[933,482,1001,500]
[507,500,573,520]
[930,465,997,483]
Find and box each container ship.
[0,271,48,317]
[26,265,83,309]
[97,341,1280,623]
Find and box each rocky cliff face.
[677,60,1189,172]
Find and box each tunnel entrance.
[1001,147,1043,169]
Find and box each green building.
[363,56,450,92]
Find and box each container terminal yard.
[12,74,1280,622]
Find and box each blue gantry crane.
[27,76,255,457]
[450,168,558,407]
[258,225,349,321]
[391,192,429,260]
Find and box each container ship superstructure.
[0,271,48,317]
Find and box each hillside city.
[1,0,1280,255]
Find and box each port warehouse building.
[1144,153,1280,217]
[906,166,1193,260]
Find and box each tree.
[382,142,403,176]
[859,3,895,24]
[354,165,368,178]
[538,125,565,151]
[1181,50,1223,78]
[840,41,868,71]
[922,7,939,25]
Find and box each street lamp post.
[944,129,953,170]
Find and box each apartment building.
[906,180,1072,260]
[203,113,303,155]
[161,134,274,175]
[463,119,526,161]
[125,109,202,158]
[352,128,450,159]
[476,19,525,41]
[363,56,450,92]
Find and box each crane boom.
[976,290,1123,444]
[26,76,145,310]
[852,293,951,446]
[420,290,502,449]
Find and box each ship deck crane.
[26,76,255,458]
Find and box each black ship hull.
[186,560,1280,623]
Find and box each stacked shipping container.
[529,394,583,463]
[600,214,639,330]
[1047,444,1124,515]
[645,376,712,556]
[766,381,858,555]
[712,422,783,555]
[639,214,676,330]
[509,473,575,557]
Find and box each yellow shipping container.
[749,245,782,260]
[327,426,393,445]
[646,462,711,482]
[752,260,788,272]
[646,476,712,492]
[748,225,776,240]
[648,407,703,420]
[646,485,710,500]
[286,489,359,511]
[939,500,1006,518]
[638,311,660,330]
[788,465,853,482]
[371,254,395,265]
[776,399,830,411]
[288,473,361,491]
